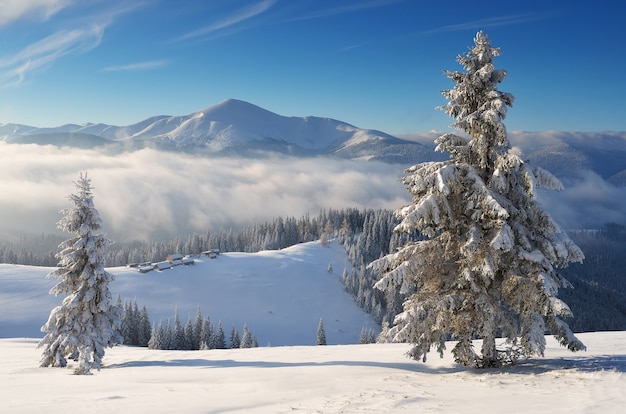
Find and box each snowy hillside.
[1,332,625,413]
[0,240,378,346]
[0,99,429,162]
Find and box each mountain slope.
[9,132,111,148]
[0,240,378,346]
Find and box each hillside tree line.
[2,209,625,334]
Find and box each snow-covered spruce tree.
[230,327,240,349]
[138,305,152,347]
[369,31,585,368]
[214,321,227,349]
[193,306,204,350]
[316,318,326,345]
[39,173,122,374]
[148,321,164,350]
[240,324,253,348]
[200,316,214,349]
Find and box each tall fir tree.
[370,32,585,367]
[39,173,122,374]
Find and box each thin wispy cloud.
[0,25,105,88]
[102,60,168,72]
[282,0,405,23]
[421,13,555,36]
[0,0,72,27]
[0,0,150,88]
[174,0,276,43]
[282,0,405,53]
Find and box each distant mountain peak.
[0,99,431,163]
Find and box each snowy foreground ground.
[2,241,625,412]
[2,332,625,413]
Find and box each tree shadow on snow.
[456,354,626,376]
[506,354,626,374]
[106,354,626,374]
[106,358,463,373]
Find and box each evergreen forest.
[2,209,624,334]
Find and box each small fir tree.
[172,307,184,350]
[240,324,253,348]
[214,321,227,349]
[138,305,151,347]
[130,301,140,345]
[183,319,194,350]
[148,321,163,350]
[316,318,326,345]
[39,173,122,374]
[320,220,334,247]
[200,316,213,350]
[230,327,240,349]
[163,319,172,350]
[193,306,204,350]
[359,327,377,344]
[370,32,585,367]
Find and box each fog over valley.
[1,139,624,242]
[0,143,410,241]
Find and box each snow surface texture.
[1,332,624,413]
[0,241,378,346]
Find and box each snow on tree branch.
[39,173,122,375]
[370,31,585,368]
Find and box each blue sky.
[0,0,624,135]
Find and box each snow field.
[1,332,625,413]
[0,241,379,346]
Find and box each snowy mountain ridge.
[0,99,429,163]
[1,99,624,177]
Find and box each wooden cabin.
[167,253,184,262]
[201,249,220,259]
[154,261,172,271]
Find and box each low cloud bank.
[536,170,626,230]
[0,143,409,241]
[1,141,622,242]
